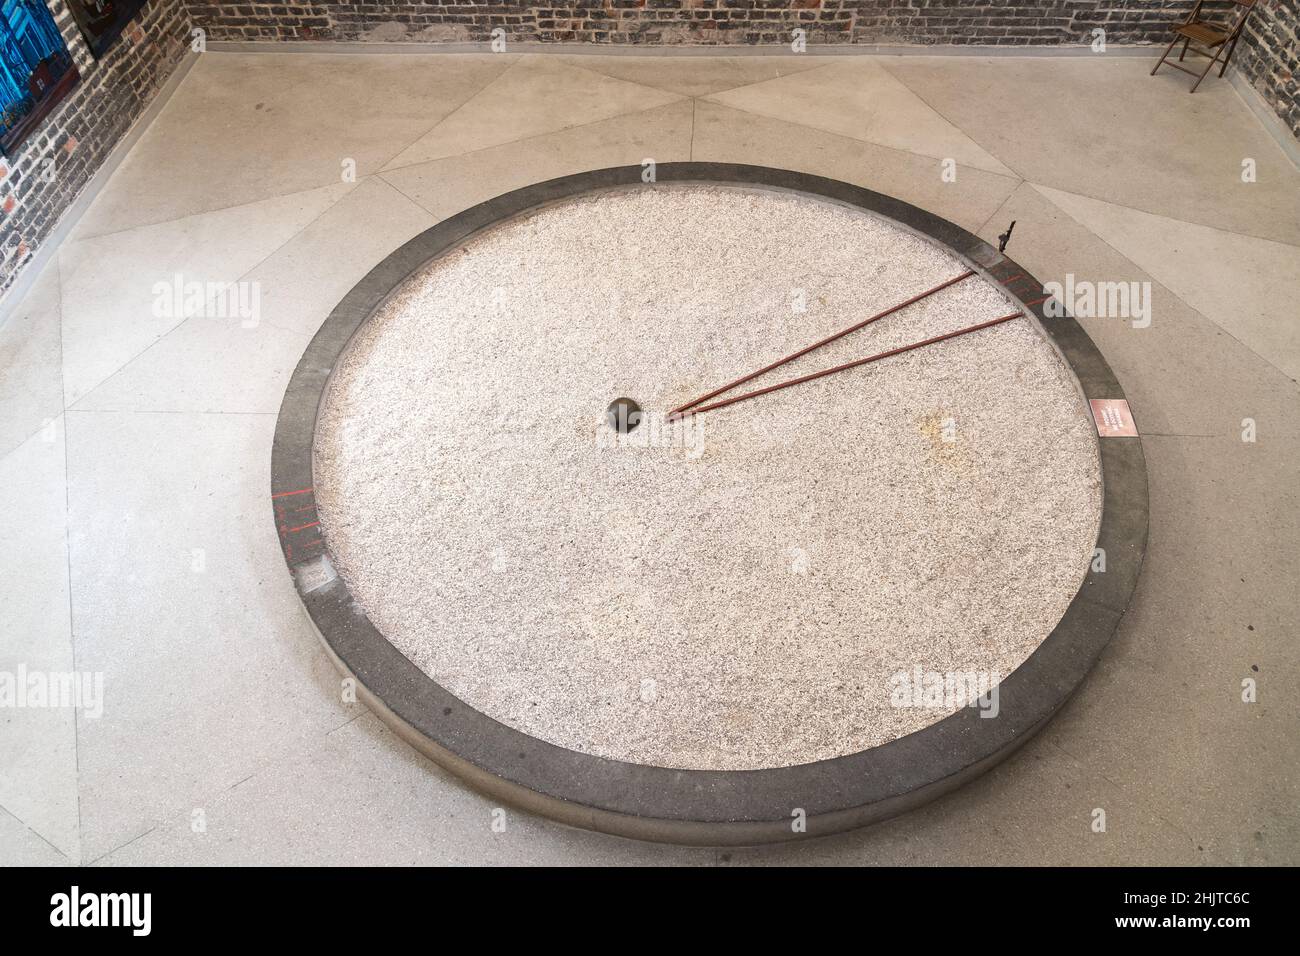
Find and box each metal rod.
[668,269,976,417]
[667,311,1023,422]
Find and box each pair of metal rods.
[666,272,1038,422]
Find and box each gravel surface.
[314,183,1102,770]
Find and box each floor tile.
[976,181,1300,440]
[74,53,514,237]
[728,732,1196,865]
[383,99,693,221]
[58,183,351,406]
[0,265,63,460]
[954,738,1198,866]
[1038,434,1300,864]
[705,57,1014,177]
[881,55,1300,247]
[692,99,1019,235]
[0,421,79,860]
[65,410,350,861]
[385,55,683,170]
[70,318,311,415]
[1034,183,1300,381]
[0,806,69,866]
[73,179,436,413]
[559,53,832,97]
[243,178,437,338]
[95,712,712,866]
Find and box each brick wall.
[1234,0,1298,137]
[0,0,191,297]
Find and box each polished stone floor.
[1,50,1297,865]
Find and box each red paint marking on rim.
[272,487,314,499]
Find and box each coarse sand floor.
[314,183,1102,770]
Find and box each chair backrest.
[1226,0,1257,38]
[1190,0,1258,36]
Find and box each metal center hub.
[606,397,643,434]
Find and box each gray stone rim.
[271,163,1148,845]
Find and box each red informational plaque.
[1090,399,1138,437]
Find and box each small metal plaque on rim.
[1089,399,1138,438]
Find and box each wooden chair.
[1150,0,1258,92]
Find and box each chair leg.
[1151,36,1180,76]
[1189,46,1223,92]
[1220,34,1241,76]
[1179,38,1191,61]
